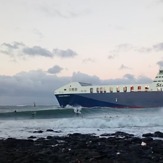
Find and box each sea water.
[0,105,163,139]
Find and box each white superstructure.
[54,70,163,95]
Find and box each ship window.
[145,86,149,91]
[116,87,120,92]
[110,87,113,93]
[138,86,141,91]
[104,88,106,93]
[160,70,163,74]
[72,88,75,91]
[96,88,99,93]
[123,86,127,92]
[100,87,103,93]
[64,89,67,91]
[90,88,93,93]
[130,86,134,92]
[75,88,77,91]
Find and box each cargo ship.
[54,70,163,108]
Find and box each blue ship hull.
[55,91,163,108]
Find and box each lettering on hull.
[58,95,70,97]
[156,83,163,87]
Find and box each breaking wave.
[0,105,163,139]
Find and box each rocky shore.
[0,131,163,163]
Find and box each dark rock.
[142,137,153,143]
[47,136,53,139]
[100,133,112,137]
[154,131,163,138]
[36,137,45,141]
[129,137,142,144]
[54,130,62,133]
[112,131,134,138]
[46,129,54,132]
[28,136,37,139]
[33,130,43,133]
[0,132,163,163]
[142,133,154,137]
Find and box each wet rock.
[28,136,37,139]
[0,132,163,163]
[54,130,62,133]
[154,131,163,138]
[129,137,142,144]
[33,130,43,133]
[46,129,54,132]
[142,133,154,137]
[37,137,45,141]
[112,131,134,138]
[100,133,112,137]
[143,131,163,138]
[46,136,53,140]
[142,137,153,143]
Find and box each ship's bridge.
[54,82,91,95]
[152,69,163,91]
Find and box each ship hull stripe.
[55,91,163,108]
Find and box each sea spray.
[0,106,163,139]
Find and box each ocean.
[0,105,163,139]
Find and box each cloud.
[136,43,163,53]
[136,47,152,53]
[136,42,163,53]
[108,54,116,59]
[38,1,90,19]
[109,44,135,56]
[102,74,152,85]
[53,48,77,58]
[153,43,163,51]
[0,42,53,58]
[82,58,95,63]
[0,42,24,56]
[157,0,163,3]
[1,42,24,50]
[157,60,163,68]
[116,44,134,51]
[47,65,63,74]
[0,42,78,59]
[109,42,163,55]
[119,64,131,70]
[72,72,101,84]
[23,46,53,57]
[123,74,135,81]
[0,70,153,105]
[42,8,89,19]
[33,29,44,39]
[0,70,70,105]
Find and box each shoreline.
[0,131,163,163]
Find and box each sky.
[0,0,163,105]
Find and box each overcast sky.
[0,0,163,105]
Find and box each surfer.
[32,111,36,118]
[74,107,82,117]
[33,102,36,107]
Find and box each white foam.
[0,109,163,139]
